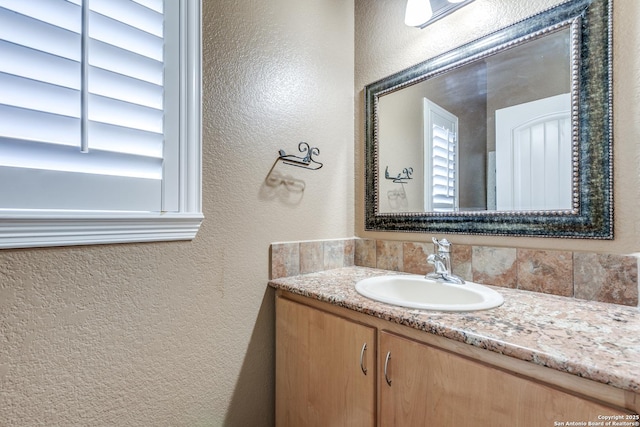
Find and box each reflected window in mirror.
[425,99,458,212]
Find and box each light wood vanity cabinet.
[379,331,628,426]
[275,291,638,427]
[275,296,376,427]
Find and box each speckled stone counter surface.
[268,266,640,393]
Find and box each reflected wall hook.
[278,142,323,170]
[385,166,413,184]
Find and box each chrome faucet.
[426,237,465,284]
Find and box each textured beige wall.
[0,0,354,425]
[356,0,640,255]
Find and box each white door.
[423,99,458,212]
[495,93,571,211]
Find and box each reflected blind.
[431,125,456,212]
[0,0,165,211]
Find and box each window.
[423,98,458,212]
[0,0,202,248]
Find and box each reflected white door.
[495,93,571,211]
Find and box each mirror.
[378,28,571,213]
[364,0,612,238]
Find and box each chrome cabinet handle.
[384,351,392,386]
[360,343,368,375]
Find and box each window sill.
[0,211,204,248]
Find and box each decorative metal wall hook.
[278,142,323,170]
[385,166,413,184]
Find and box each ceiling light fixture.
[404,0,433,28]
[405,0,474,28]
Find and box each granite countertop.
[268,266,640,393]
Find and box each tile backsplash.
[271,238,354,279]
[270,238,639,307]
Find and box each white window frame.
[0,0,203,249]
[423,98,459,213]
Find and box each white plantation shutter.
[0,0,202,248]
[423,98,458,212]
[0,0,166,211]
[431,125,456,211]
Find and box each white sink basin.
[355,275,504,312]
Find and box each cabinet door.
[276,297,376,427]
[380,331,629,427]
[379,331,433,425]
